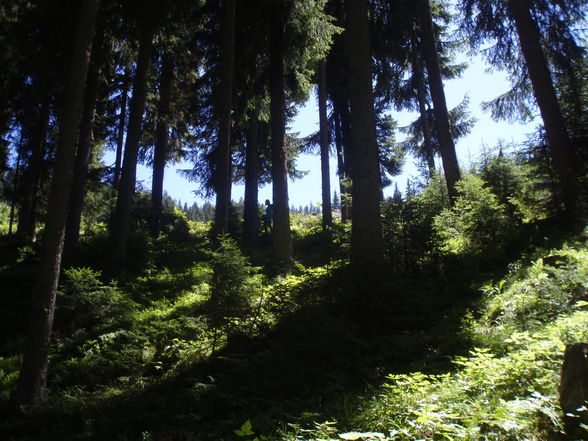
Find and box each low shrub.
[434,174,513,257]
[55,267,136,335]
[0,356,20,400]
[473,243,588,350]
[208,236,263,348]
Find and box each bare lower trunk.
[343,0,383,274]
[110,23,153,267]
[418,0,460,201]
[150,52,174,237]
[270,0,293,272]
[17,98,51,244]
[243,110,260,245]
[13,0,99,406]
[334,110,345,218]
[508,0,577,221]
[213,0,236,239]
[559,342,588,439]
[333,99,352,222]
[65,30,104,249]
[9,137,24,235]
[327,38,351,222]
[114,69,130,188]
[317,60,332,230]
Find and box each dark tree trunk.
[327,38,351,222]
[13,0,99,406]
[110,23,154,267]
[334,113,347,221]
[150,52,174,238]
[418,0,461,201]
[340,100,353,221]
[270,0,293,272]
[343,0,383,274]
[243,110,260,246]
[333,105,350,222]
[212,0,236,240]
[64,30,104,250]
[114,68,130,188]
[508,0,577,221]
[317,60,333,230]
[17,97,51,244]
[9,136,25,236]
[559,342,588,439]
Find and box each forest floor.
[0,219,587,441]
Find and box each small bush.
[56,267,135,334]
[290,212,322,233]
[208,236,262,346]
[381,174,446,273]
[434,174,513,256]
[0,356,20,400]
[0,202,10,227]
[160,207,191,243]
[51,329,153,389]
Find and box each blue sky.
[127,54,538,209]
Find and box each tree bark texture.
[243,110,260,246]
[418,0,460,201]
[9,137,24,235]
[110,23,153,267]
[508,0,577,221]
[65,30,104,250]
[213,0,236,240]
[13,0,99,405]
[334,105,351,222]
[559,342,588,439]
[270,0,293,272]
[114,68,130,188]
[150,52,175,237]
[317,60,333,230]
[327,38,351,222]
[17,97,50,244]
[343,0,383,274]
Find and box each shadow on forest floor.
[1,259,486,441]
[2,221,563,441]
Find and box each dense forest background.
[0,0,587,439]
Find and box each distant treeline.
[167,192,341,222]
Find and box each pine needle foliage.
[207,235,262,349]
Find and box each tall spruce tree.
[14,0,99,405]
[242,109,261,245]
[110,10,155,267]
[269,0,294,271]
[506,0,577,220]
[343,0,383,273]
[459,0,586,221]
[418,0,461,201]
[317,60,333,229]
[150,51,175,237]
[64,28,105,249]
[212,0,236,239]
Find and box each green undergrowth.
[0,202,10,235]
[276,240,588,441]
[1,225,586,441]
[0,233,355,440]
